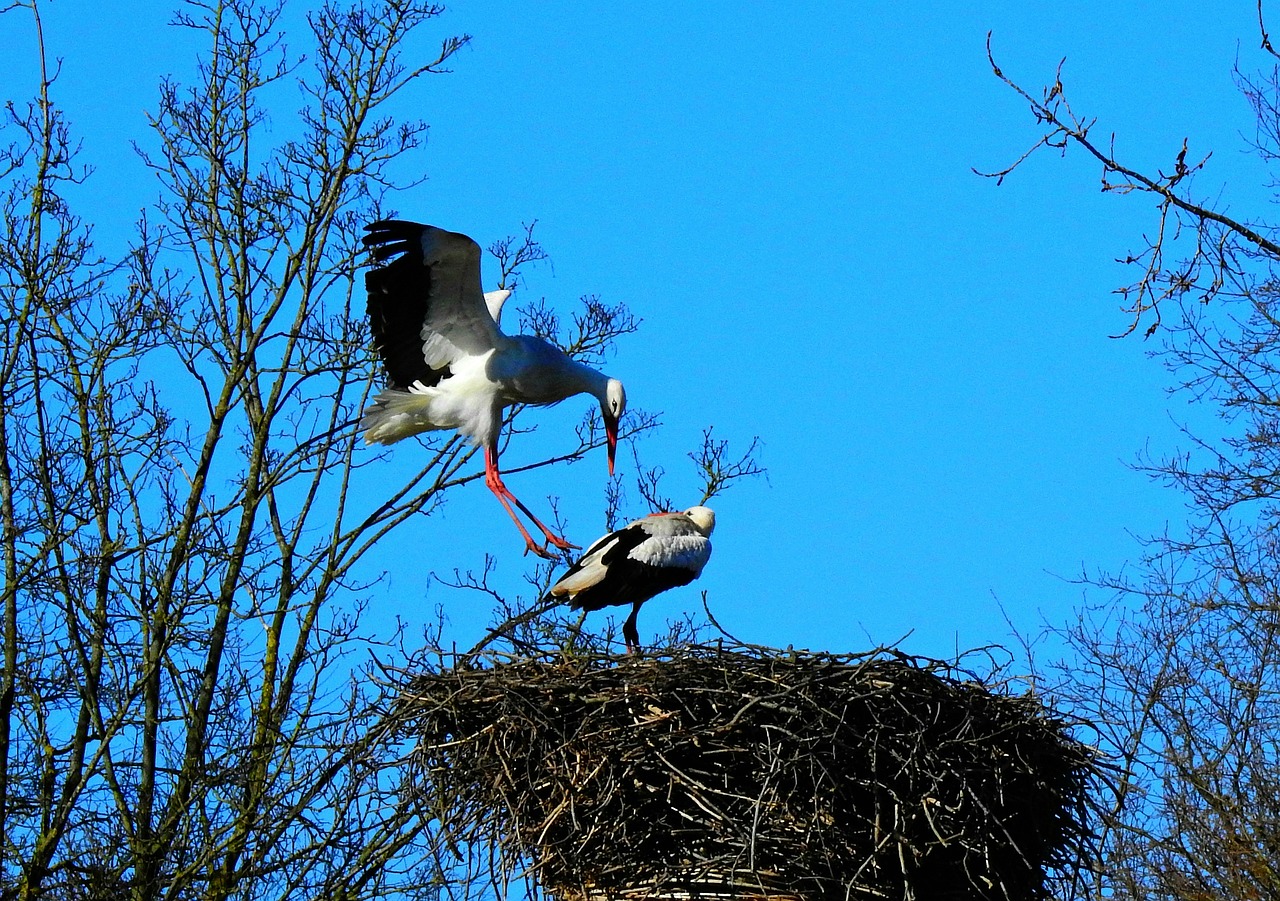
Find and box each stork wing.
[363,220,504,389]
[546,529,625,598]
[548,514,707,609]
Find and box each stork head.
[601,379,626,476]
[683,505,716,536]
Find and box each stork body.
[361,220,626,558]
[547,506,715,652]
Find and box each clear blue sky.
[2,2,1264,660]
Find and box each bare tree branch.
[979,32,1278,337]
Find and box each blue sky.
[3,2,1266,661]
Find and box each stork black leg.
[622,602,642,654]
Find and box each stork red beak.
[605,416,619,476]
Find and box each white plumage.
[547,506,716,652]
[361,220,626,558]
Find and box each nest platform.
[401,643,1095,900]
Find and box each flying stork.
[360,219,627,559]
[546,506,716,653]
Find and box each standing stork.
[360,219,626,559]
[546,506,716,653]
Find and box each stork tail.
[360,387,438,445]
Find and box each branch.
[693,428,766,505]
[1260,0,1280,60]
[489,222,547,291]
[979,32,1280,336]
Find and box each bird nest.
[399,643,1097,900]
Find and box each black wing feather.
[364,220,446,389]
[362,219,499,390]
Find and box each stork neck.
[566,359,611,403]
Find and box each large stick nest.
[400,643,1096,900]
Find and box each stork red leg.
[484,445,579,559]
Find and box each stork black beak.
[605,414,619,477]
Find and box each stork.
[546,506,715,653]
[360,220,626,559]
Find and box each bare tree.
[0,2,673,900]
[985,9,1280,900]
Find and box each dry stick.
[466,596,565,656]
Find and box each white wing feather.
[548,536,619,594]
[628,534,712,572]
[416,227,506,367]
